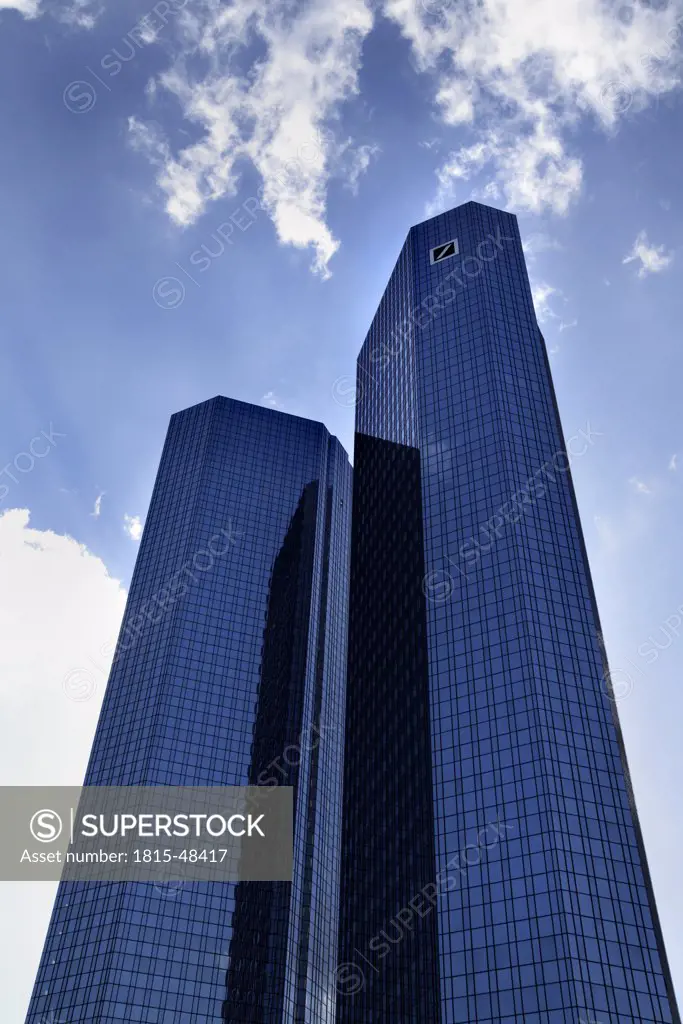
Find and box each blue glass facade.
[26,396,352,1024]
[339,201,680,1024]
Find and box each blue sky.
[1,0,682,1019]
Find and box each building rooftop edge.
[408,199,517,235]
[169,395,351,462]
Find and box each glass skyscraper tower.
[338,201,679,1024]
[26,397,352,1024]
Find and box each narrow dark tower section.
[337,201,680,1024]
[339,435,440,1020]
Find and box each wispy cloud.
[623,230,674,278]
[261,391,282,409]
[56,0,103,29]
[523,233,562,259]
[0,0,40,16]
[0,0,102,25]
[123,514,143,541]
[531,281,558,324]
[593,514,619,554]
[90,492,104,518]
[341,142,381,195]
[383,0,683,216]
[669,454,678,472]
[129,0,374,277]
[629,476,652,496]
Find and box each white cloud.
[0,509,127,1023]
[559,318,578,332]
[383,0,683,216]
[669,454,678,472]
[629,476,652,495]
[130,0,374,277]
[0,508,126,780]
[341,141,381,195]
[56,0,103,30]
[91,492,104,518]
[523,232,562,259]
[531,281,558,323]
[623,229,674,278]
[261,390,282,408]
[0,0,101,24]
[593,513,619,554]
[431,124,583,216]
[0,0,39,15]
[123,513,143,541]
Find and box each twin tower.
[27,202,679,1024]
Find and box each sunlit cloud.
[623,229,674,278]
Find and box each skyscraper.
[26,397,352,1024]
[338,201,680,1024]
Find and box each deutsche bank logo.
[430,239,459,265]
